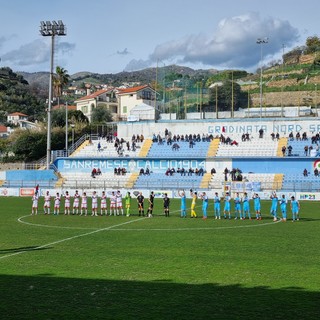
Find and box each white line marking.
[0,217,146,260]
[18,215,98,230]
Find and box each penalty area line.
[0,217,146,260]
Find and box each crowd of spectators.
[302,167,320,176]
[220,134,238,146]
[114,167,127,175]
[152,129,214,145]
[164,167,205,176]
[91,168,102,178]
[224,167,243,181]
[139,167,151,175]
[270,132,280,140]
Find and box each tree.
[53,66,70,107]
[209,80,246,112]
[51,109,89,127]
[305,36,320,54]
[91,106,113,124]
[9,129,47,161]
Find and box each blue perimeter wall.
[5,170,57,181]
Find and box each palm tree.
[53,66,70,108]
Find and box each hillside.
[19,65,218,88]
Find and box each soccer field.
[0,196,319,319]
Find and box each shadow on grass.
[0,246,50,255]
[0,274,318,320]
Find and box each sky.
[0,0,319,75]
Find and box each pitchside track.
[0,197,319,319]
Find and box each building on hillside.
[75,88,118,122]
[0,125,9,137]
[17,120,41,130]
[52,104,77,111]
[7,112,28,125]
[117,85,158,121]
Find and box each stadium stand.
[2,170,57,188]
[61,172,132,190]
[147,140,211,158]
[216,135,278,157]
[134,172,204,190]
[282,173,320,191]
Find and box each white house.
[75,88,118,122]
[7,112,28,125]
[117,85,157,121]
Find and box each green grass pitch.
[0,196,319,319]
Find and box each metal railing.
[2,180,57,188]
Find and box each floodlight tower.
[256,37,268,119]
[40,21,66,169]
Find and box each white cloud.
[125,12,300,71]
[1,39,75,66]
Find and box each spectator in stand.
[304,145,309,156]
[152,133,157,142]
[276,132,280,140]
[245,133,250,141]
[225,137,232,144]
[282,146,286,156]
[303,168,308,177]
[296,132,301,140]
[131,141,136,151]
[97,142,101,152]
[271,132,275,140]
[259,128,264,138]
[126,141,130,151]
[224,167,229,181]
[180,168,186,176]
[231,140,239,146]
[211,168,216,174]
[302,132,307,140]
[289,132,294,141]
[91,168,97,178]
[198,168,204,176]
[314,168,319,176]
[189,140,194,148]
[96,168,102,175]
[172,143,180,151]
[241,133,246,142]
[145,167,150,175]
[288,145,293,156]
[139,168,145,175]
[188,168,194,176]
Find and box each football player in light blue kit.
[253,193,262,220]
[234,192,242,219]
[290,196,300,221]
[270,192,279,221]
[242,192,251,220]
[279,194,288,222]
[201,192,209,220]
[178,190,187,218]
[214,192,221,219]
[223,192,231,219]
